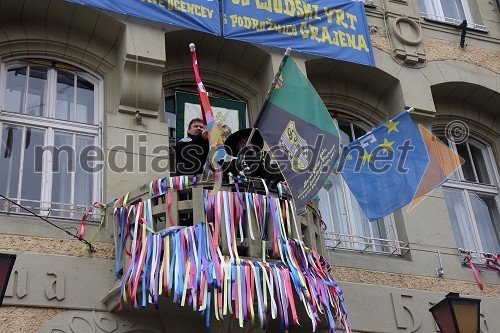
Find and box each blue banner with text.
[66,0,221,35]
[223,0,375,66]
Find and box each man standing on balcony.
[175,118,209,175]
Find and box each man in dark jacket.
[175,118,209,175]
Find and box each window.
[164,95,176,145]
[318,115,401,254]
[0,60,101,218]
[163,87,246,142]
[441,137,500,254]
[417,0,485,30]
[163,87,248,172]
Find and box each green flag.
[255,55,341,213]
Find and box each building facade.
[0,0,499,332]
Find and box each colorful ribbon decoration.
[79,202,106,238]
[148,176,190,198]
[114,190,352,332]
[459,249,500,290]
[485,253,500,272]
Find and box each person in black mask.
[175,118,209,175]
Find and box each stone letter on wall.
[5,269,28,298]
[392,293,422,332]
[46,270,65,301]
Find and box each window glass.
[371,218,390,252]
[165,96,175,114]
[165,96,176,141]
[75,135,94,206]
[5,67,27,113]
[20,128,44,209]
[319,174,350,235]
[51,132,73,216]
[444,188,476,250]
[353,125,366,142]
[469,144,491,184]
[0,125,22,201]
[76,77,94,124]
[350,191,372,235]
[468,193,500,253]
[441,0,466,20]
[349,190,390,252]
[337,120,353,142]
[438,135,460,180]
[56,70,75,122]
[456,143,475,182]
[27,67,47,117]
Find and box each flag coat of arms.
[340,111,463,220]
[255,56,341,213]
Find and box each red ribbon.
[166,192,174,227]
[464,256,483,290]
[79,202,105,238]
[485,254,500,272]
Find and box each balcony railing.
[324,232,410,256]
[459,248,500,269]
[116,175,325,264]
[0,197,101,221]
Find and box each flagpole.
[189,42,225,194]
[248,48,292,146]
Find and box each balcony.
[102,175,351,332]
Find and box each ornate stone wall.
[423,37,500,74]
[0,235,114,260]
[370,29,391,53]
[0,307,63,333]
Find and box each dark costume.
[175,133,209,175]
[224,128,283,186]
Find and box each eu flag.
[340,112,429,220]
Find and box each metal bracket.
[435,250,444,277]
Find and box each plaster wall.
[0,307,63,333]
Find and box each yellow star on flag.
[379,138,395,153]
[384,119,400,134]
[361,150,373,165]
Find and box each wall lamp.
[429,292,481,333]
[0,253,16,306]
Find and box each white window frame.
[442,137,500,254]
[319,115,401,255]
[418,0,486,30]
[0,59,103,218]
